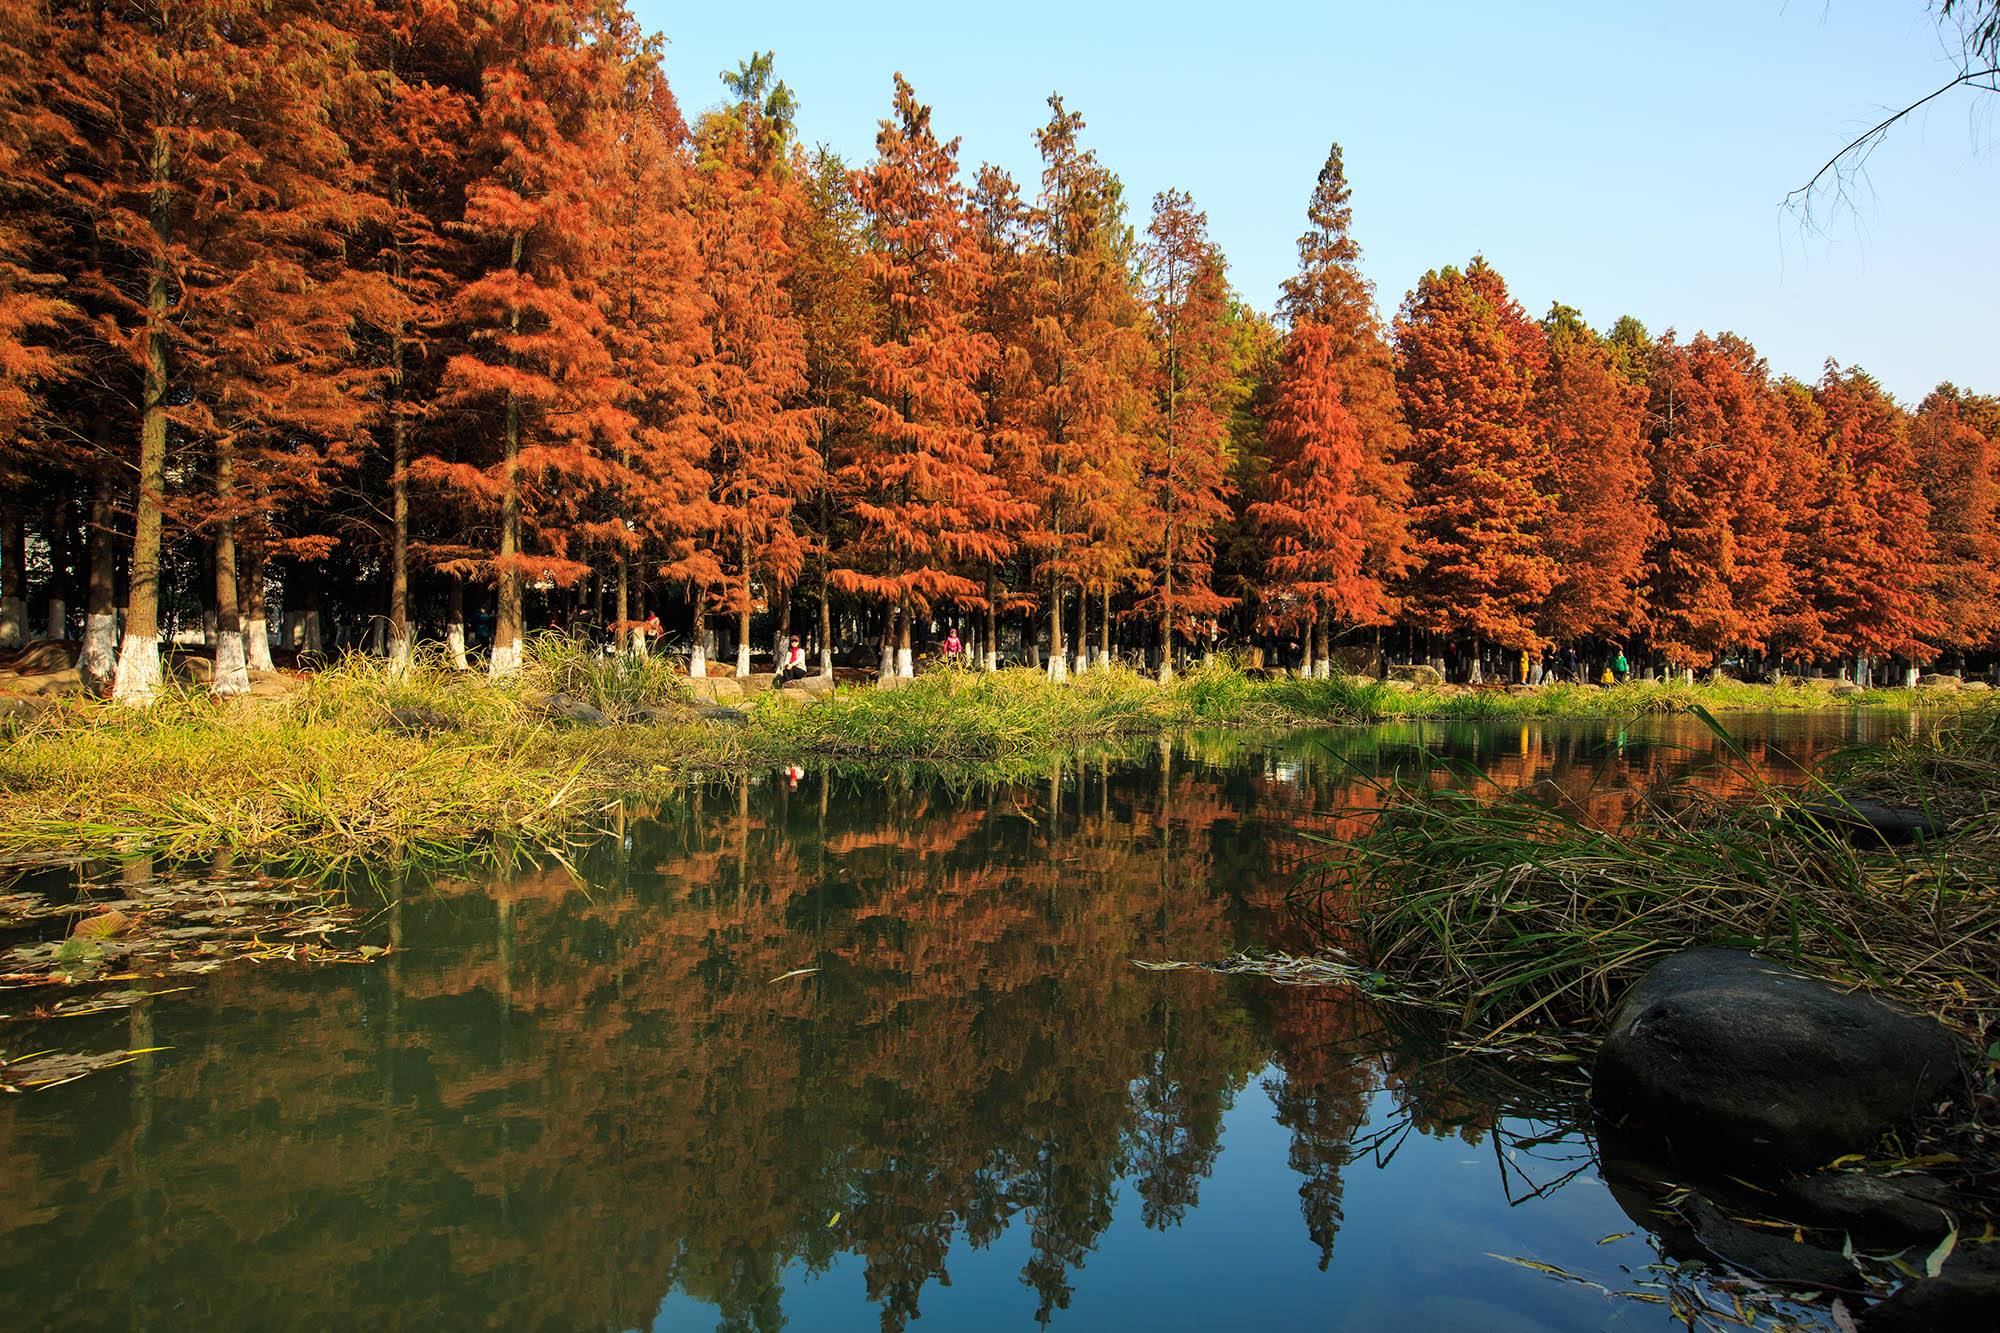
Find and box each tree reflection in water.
[0,712,1899,1330]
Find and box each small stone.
[536,692,610,727]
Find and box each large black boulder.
[1593,949,1963,1170]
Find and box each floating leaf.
[1924,1223,1957,1278]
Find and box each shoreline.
[0,652,1978,868]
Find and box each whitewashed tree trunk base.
[489,635,523,677]
[0,597,22,647]
[44,597,66,641]
[735,643,750,677]
[213,632,250,696]
[690,641,707,679]
[246,617,275,671]
[111,631,161,706]
[897,646,913,678]
[82,613,118,692]
[447,625,469,671]
[984,650,998,673]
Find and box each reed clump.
[1304,707,2000,1043]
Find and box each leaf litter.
[0,860,382,1092]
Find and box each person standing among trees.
[1614,647,1630,683]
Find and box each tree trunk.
[774,583,790,667]
[82,460,118,693]
[0,505,24,648]
[689,598,708,678]
[447,573,468,670]
[817,577,833,679]
[387,406,411,670]
[489,234,526,678]
[897,597,914,678]
[1314,618,1331,680]
[302,570,323,657]
[211,442,249,696]
[114,130,173,706]
[735,534,752,677]
[489,385,523,676]
[615,552,635,657]
[983,586,998,673]
[1047,582,1067,682]
[241,547,273,671]
[41,500,69,640]
[1071,587,1086,676]
[1099,585,1111,669]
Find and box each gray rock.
[0,693,52,722]
[1794,798,1944,848]
[1917,673,1962,689]
[1777,1172,1956,1244]
[687,700,749,726]
[537,692,610,727]
[1386,662,1444,687]
[1830,681,1865,697]
[1593,949,1964,1170]
[1858,1242,2000,1332]
[1682,1197,1862,1291]
[686,676,745,703]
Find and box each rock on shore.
[1593,949,1963,1170]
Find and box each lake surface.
[0,711,1921,1331]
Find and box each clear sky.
[630,1,1996,404]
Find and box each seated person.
[780,635,810,682]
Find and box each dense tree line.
[1,0,1995,701]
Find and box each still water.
[0,712,1920,1331]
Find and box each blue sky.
[631,1,1997,403]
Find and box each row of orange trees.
[1,0,1995,699]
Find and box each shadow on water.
[0,711,1916,1331]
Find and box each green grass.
[0,652,1966,867]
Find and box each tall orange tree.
[353,0,477,669]
[419,0,621,678]
[1642,332,1790,670]
[1803,363,1938,670]
[788,146,871,675]
[1277,143,1409,609]
[1392,257,1553,666]
[837,75,1025,679]
[1135,189,1234,679]
[58,0,388,699]
[1006,96,1150,679]
[596,23,711,656]
[689,53,816,676]
[0,0,72,649]
[1909,384,2000,658]
[1248,325,1376,676]
[1535,304,1655,647]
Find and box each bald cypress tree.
[1393,258,1554,659]
[838,75,1025,679]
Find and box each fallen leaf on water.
[1597,1231,1634,1245]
